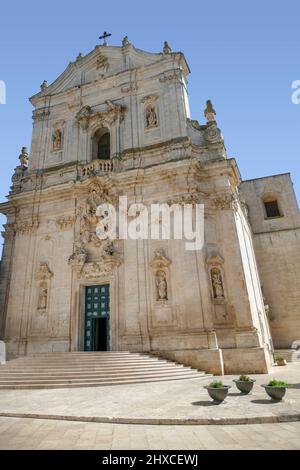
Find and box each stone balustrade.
[81,159,113,177]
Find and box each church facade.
[0,39,299,374]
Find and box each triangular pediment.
[30,44,190,104]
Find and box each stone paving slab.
[0,363,299,425]
[1,417,300,449]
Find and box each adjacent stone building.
[0,39,299,374]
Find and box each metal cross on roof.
[99,31,112,46]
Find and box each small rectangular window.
[264,200,281,218]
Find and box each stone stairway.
[0,351,210,390]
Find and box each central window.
[92,128,110,160]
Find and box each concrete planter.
[204,385,231,402]
[262,385,287,401]
[233,379,255,394]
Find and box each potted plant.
[233,375,256,394]
[275,356,287,366]
[204,380,231,402]
[262,379,290,401]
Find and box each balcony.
[81,159,113,178]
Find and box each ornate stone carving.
[68,244,87,266]
[211,268,224,299]
[76,101,125,130]
[150,249,171,303]
[37,282,48,310]
[96,53,109,72]
[204,122,223,145]
[56,216,74,230]
[159,69,181,83]
[35,262,53,280]
[19,147,29,169]
[32,108,50,123]
[1,223,16,240]
[204,100,216,123]
[40,80,48,92]
[122,36,130,46]
[163,41,172,54]
[16,218,39,235]
[52,129,62,151]
[78,244,123,279]
[213,193,236,210]
[142,95,158,129]
[155,270,168,301]
[121,83,138,94]
[78,180,114,247]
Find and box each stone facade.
[240,174,300,349]
[1,39,297,374]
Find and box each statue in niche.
[146,105,157,128]
[156,270,168,301]
[38,282,48,310]
[211,269,224,299]
[52,129,62,151]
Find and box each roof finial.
[204,100,217,123]
[76,52,83,61]
[163,41,172,54]
[122,35,130,47]
[99,31,112,46]
[40,80,48,92]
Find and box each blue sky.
[0,0,299,235]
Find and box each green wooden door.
[84,284,110,351]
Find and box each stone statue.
[52,129,62,151]
[146,105,157,128]
[38,284,48,310]
[76,52,83,61]
[156,271,168,300]
[122,36,129,46]
[163,41,172,54]
[204,100,217,123]
[40,80,48,92]
[19,147,29,169]
[211,270,224,299]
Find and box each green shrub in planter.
[262,379,290,401]
[204,380,231,402]
[233,375,255,394]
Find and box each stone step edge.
[0,375,208,389]
[0,373,203,384]
[0,411,299,426]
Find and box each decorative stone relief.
[213,193,237,211]
[97,53,109,72]
[76,101,125,131]
[56,216,74,230]
[211,268,224,300]
[159,69,181,83]
[68,244,87,266]
[77,242,122,279]
[204,123,223,145]
[141,95,158,129]
[35,262,53,314]
[16,218,39,235]
[32,108,50,123]
[163,41,172,54]
[78,180,115,247]
[35,261,53,281]
[1,223,16,240]
[52,129,63,151]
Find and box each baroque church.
[0,37,300,375]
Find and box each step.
[0,351,208,390]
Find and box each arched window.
[92,128,110,160]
